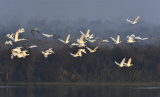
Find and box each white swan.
[29,45,38,48]
[80,29,91,38]
[17,50,30,58]
[115,58,126,67]
[11,47,29,59]
[30,28,41,36]
[85,37,99,43]
[126,16,140,24]
[42,48,54,58]
[110,35,121,44]
[5,40,13,45]
[124,58,133,67]
[42,33,53,38]
[11,46,23,54]
[86,46,99,53]
[70,49,86,57]
[77,35,87,44]
[127,36,135,43]
[99,39,109,44]
[78,49,87,54]
[58,34,70,44]
[6,28,26,42]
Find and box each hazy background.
[0,0,159,25]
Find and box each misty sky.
[0,0,160,25]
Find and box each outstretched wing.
[80,31,86,36]
[80,35,84,42]
[93,46,99,51]
[115,61,120,66]
[58,39,66,44]
[127,58,132,64]
[66,34,70,42]
[117,35,120,43]
[46,48,52,54]
[134,16,140,22]
[86,47,92,52]
[110,37,117,43]
[86,29,90,36]
[126,19,133,24]
[121,58,126,65]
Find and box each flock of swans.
[4,16,147,67]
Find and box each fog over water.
[0,0,160,25]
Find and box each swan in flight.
[29,45,38,48]
[42,33,54,38]
[110,35,121,44]
[126,16,140,25]
[70,49,86,57]
[124,58,133,67]
[99,39,109,44]
[70,43,86,48]
[85,37,99,43]
[30,28,42,36]
[11,46,23,54]
[128,34,148,42]
[5,40,13,45]
[80,29,94,39]
[86,46,99,53]
[11,47,29,59]
[78,49,87,54]
[115,58,126,67]
[77,35,87,44]
[6,28,26,42]
[17,50,30,58]
[42,48,54,58]
[58,34,70,44]
[127,36,135,43]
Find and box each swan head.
[34,28,38,31]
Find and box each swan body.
[99,39,109,44]
[59,34,70,44]
[110,35,121,44]
[126,16,140,24]
[85,37,99,43]
[86,46,99,53]
[42,48,54,58]
[5,40,13,45]
[42,33,53,37]
[77,35,87,44]
[70,49,86,57]
[29,45,38,48]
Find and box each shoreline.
[1,82,160,86]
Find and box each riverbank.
[1,82,160,87]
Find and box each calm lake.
[0,84,160,97]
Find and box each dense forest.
[0,19,160,83]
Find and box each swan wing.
[110,37,117,43]
[93,46,99,51]
[59,39,66,44]
[117,35,120,43]
[86,47,93,52]
[121,58,126,65]
[79,35,84,42]
[127,58,132,64]
[126,19,133,24]
[115,61,120,66]
[80,31,86,36]
[86,29,90,36]
[134,16,140,22]
[66,34,70,42]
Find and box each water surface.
[0,84,160,97]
